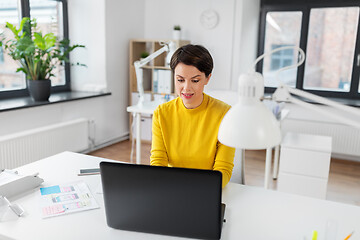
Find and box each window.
[304,7,359,92]
[0,47,4,64]
[0,1,24,92]
[258,1,360,99]
[29,0,66,87]
[262,11,302,88]
[0,0,69,99]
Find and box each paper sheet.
[40,181,99,218]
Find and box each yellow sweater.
[150,93,235,187]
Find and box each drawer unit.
[133,116,152,141]
[278,172,328,199]
[277,132,332,199]
[279,148,331,179]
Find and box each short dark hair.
[170,44,213,77]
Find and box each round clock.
[200,9,219,29]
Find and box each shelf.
[154,66,171,70]
[129,39,189,96]
[141,66,153,69]
[140,66,171,70]
[128,38,190,141]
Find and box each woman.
[150,44,235,187]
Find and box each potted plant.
[140,51,149,60]
[0,17,85,101]
[140,51,150,66]
[173,25,181,40]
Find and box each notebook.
[100,162,225,239]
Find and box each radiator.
[0,118,89,169]
[282,119,360,160]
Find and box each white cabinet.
[277,132,332,199]
[131,93,152,141]
[132,116,152,141]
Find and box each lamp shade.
[218,72,281,149]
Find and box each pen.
[344,231,354,240]
[2,196,25,217]
[77,172,100,176]
[78,168,100,176]
[2,196,13,207]
[312,230,318,240]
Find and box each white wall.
[68,0,107,92]
[144,0,260,91]
[231,0,260,90]
[0,0,145,148]
[103,0,146,139]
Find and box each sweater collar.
[178,93,208,113]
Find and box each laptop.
[100,162,225,240]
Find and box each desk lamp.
[218,46,360,189]
[134,41,176,107]
[130,41,176,163]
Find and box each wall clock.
[200,9,219,29]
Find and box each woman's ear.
[205,73,212,85]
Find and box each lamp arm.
[288,87,360,118]
[134,41,175,106]
[253,46,305,76]
[251,46,305,97]
[136,43,171,68]
[273,85,360,129]
[134,61,145,105]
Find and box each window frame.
[0,0,70,100]
[258,0,360,99]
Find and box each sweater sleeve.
[213,140,235,188]
[150,107,169,166]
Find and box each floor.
[88,140,360,207]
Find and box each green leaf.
[59,39,70,46]
[24,45,36,56]
[44,33,56,50]
[21,17,34,39]
[16,36,34,57]
[5,22,20,38]
[19,17,30,32]
[33,32,46,50]
[16,67,28,75]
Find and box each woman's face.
[174,62,211,109]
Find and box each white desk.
[127,101,162,164]
[1,152,360,239]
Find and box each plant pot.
[27,79,51,101]
[172,30,181,40]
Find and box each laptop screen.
[100,162,224,239]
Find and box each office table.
[1,151,359,240]
[127,100,162,164]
